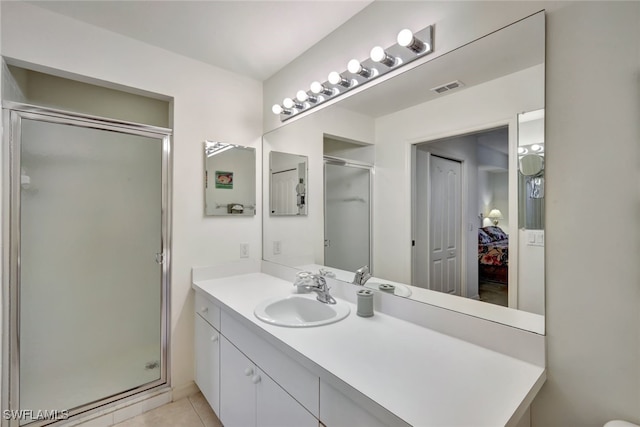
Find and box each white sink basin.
[364,282,412,297]
[254,295,350,327]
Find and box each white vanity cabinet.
[193,272,546,427]
[220,336,318,427]
[194,293,221,415]
[195,290,319,427]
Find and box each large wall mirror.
[204,141,256,216]
[263,12,545,333]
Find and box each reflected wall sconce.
[488,209,503,226]
[272,23,434,121]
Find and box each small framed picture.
[215,171,233,189]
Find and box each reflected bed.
[478,226,509,285]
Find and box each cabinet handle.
[251,374,261,384]
[201,307,209,314]
[244,367,254,376]
[211,335,218,343]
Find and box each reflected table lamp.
[488,209,503,226]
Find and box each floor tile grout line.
[187,394,207,427]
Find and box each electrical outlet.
[273,241,282,255]
[240,243,249,258]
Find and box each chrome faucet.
[352,265,372,286]
[294,272,336,304]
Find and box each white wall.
[264,1,640,425]
[534,2,640,425]
[1,1,263,396]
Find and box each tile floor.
[113,392,221,427]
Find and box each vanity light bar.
[272,24,434,122]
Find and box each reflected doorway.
[412,126,510,306]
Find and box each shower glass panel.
[324,162,371,272]
[18,118,163,415]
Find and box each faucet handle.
[294,271,313,288]
[318,268,336,278]
[356,265,370,274]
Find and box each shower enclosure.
[323,159,372,272]
[2,103,171,426]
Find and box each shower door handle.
[155,253,165,264]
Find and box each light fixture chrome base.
[275,24,434,122]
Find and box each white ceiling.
[27,0,373,81]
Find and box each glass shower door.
[324,161,372,272]
[16,114,167,419]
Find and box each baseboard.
[172,381,200,401]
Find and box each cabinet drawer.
[195,291,221,330]
[221,311,319,418]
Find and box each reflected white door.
[415,151,462,294]
[271,169,298,215]
[429,155,462,295]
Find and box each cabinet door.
[194,314,220,415]
[220,336,257,427]
[256,367,318,427]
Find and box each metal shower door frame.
[1,102,173,427]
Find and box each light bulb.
[310,81,322,94]
[283,98,294,109]
[370,46,385,62]
[297,90,317,103]
[348,59,361,74]
[296,90,309,102]
[347,59,372,78]
[328,71,351,88]
[370,46,396,67]
[531,144,543,152]
[397,29,427,53]
[397,29,414,47]
[310,81,333,96]
[272,104,283,115]
[328,71,341,85]
[517,147,528,155]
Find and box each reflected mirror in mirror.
[518,108,545,307]
[270,151,308,216]
[204,141,256,216]
[263,12,545,333]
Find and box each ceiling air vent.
[430,80,465,94]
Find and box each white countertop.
[193,272,545,427]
